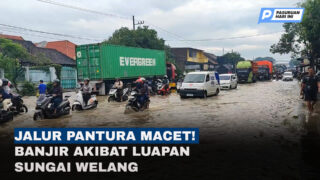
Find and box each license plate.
[186,94,194,97]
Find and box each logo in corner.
[258,8,304,23]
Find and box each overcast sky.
[0,0,303,62]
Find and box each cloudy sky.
[0,0,302,62]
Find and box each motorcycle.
[33,95,71,120]
[157,83,171,95]
[9,93,28,115]
[0,101,14,123]
[72,91,98,111]
[125,90,150,112]
[108,87,130,102]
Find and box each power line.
[0,24,101,42]
[35,0,282,43]
[166,31,283,41]
[36,0,187,41]
[36,0,130,20]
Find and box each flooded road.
[1,80,320,179]
[0,80,308,137]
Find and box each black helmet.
[1,78,8,86]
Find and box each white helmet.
[0,79,2,87]
[140,77,146,81]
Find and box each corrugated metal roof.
[12,39,76,66]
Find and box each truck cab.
[179,71,220,98]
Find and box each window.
[183,74,205,83]
[206,74,210,82]
[189,49,197,58]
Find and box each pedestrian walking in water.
[300,67,320,114]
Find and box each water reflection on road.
[1,79,320,178]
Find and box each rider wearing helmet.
[80,78,92,106]
[162,75,170,90]
[135,77,149,107]
[113,78,123,101]
[0,79,12,111]
[48,79,63,111]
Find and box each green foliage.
[270,0,320,66]
[104,26,178,69]
[105,26,165,50]
[0,38,28,59]
[289,59,301,67]
[51,64,62,80]
[46,82,53,92]
[21,81,36,96]
[218,52,245,65]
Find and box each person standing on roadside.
[300,67,320,114]
[38,80,47,98]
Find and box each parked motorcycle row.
[0,76,172,123]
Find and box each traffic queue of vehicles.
[0,42,294,123]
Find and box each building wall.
[46,41,76,60]
[187,49,208,63]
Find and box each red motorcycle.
[157,84,171,95]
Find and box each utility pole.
[133,16,135,30]
[132,15,144,30]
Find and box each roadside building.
[0,34,24,40]
[0,34,77,89]
[35,40,76,60]
[171,48,217,74]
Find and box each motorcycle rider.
[0,79,12,111]
[80,78,92,106]
[163,75,169,88]
[48,79,63,112]
[1,79,12,95]
[113,78,123,101]
[135,78,149,108]
[151,76,159,93]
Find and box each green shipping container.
[76,44,166,80]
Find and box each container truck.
[236,60,258,83]
[256,61,273,80]
[76,43,166,95]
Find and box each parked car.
[282,71,293,81]
[179,71,220,98]
[219,74,238,89]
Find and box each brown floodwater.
[0,80,309,136]
[1,80,320,179]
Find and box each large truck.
[236,60,258,83]
[256,60,273,80]
[76,43,166,95]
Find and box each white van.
[179,71,220,98]
[219,74,238,89]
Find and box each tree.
[289,59,301,67]
[270,0,320,67]
[254,57,276,64]
[218,52,245,65]
[0,38,28,88]
[0,38,52,90]
[105,26,177,68]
